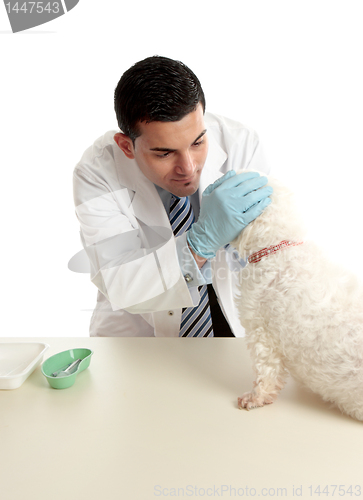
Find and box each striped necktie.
[169,195,214,337]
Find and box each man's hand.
[187,170,272,259]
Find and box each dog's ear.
[230,170,306,256]
[231,204,269,257]
[230,169,272,256]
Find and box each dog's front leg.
[238,340,288,411]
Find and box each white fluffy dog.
[231,172,363,421]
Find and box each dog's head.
[231,171,307,257]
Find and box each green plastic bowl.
[41,348,93,389]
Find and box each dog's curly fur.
[231,172,363,421]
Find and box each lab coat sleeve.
[73,168,195,314]
[246,138,270,174]
[230,129,270,175]
[207,113,270,176]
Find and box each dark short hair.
[114,56,206,143]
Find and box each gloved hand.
[187,170,273,259]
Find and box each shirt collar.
[154,184,201,220]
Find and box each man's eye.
[194,139,204,147]
[157,152,170,158]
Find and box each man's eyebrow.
[149,129,207,152]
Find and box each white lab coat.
[73,112,270,337]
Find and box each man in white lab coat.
[73,56,272,338]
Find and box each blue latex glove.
[187,171,273,259]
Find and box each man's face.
[114,103,208,197]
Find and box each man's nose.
[175,151,195,175]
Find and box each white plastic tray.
[0,343,49,389]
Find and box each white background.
[1,0,362,337]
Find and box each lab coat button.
[184,273,193,283]
[168,311,174,316]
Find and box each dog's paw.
[238,391,274,411]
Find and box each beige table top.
[1,337,362,500]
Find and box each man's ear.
[114,133,135,159]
